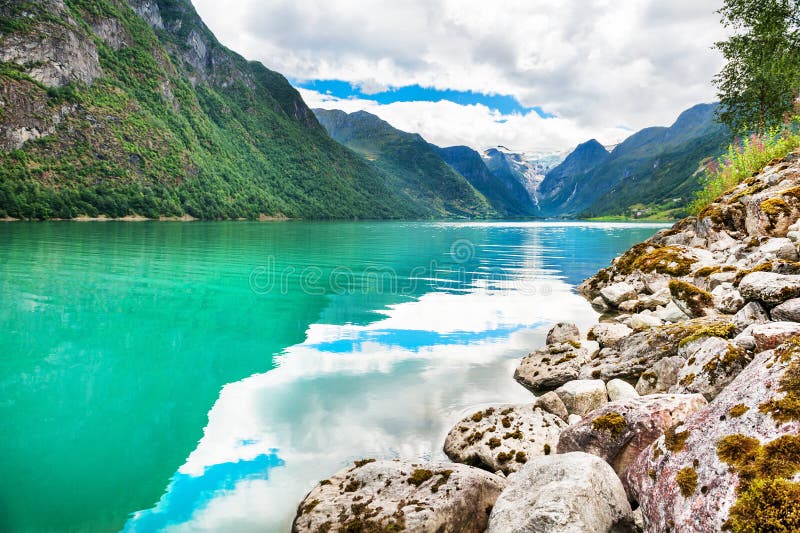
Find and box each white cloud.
[299,88,631,152]
[193,0,727,151]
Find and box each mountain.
[481,147,565,210]
[0,0,417,220]
[538,103,730,219]
[536,139,611,216]
[434,145,537,217]
[314,109,492,218]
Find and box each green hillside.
[314,109,493,218]
[0,0,416,220]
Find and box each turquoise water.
[0,221,663,532]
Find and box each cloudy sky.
[193,0,726,153]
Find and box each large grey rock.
[487,452,634,533]
[600,282,637,307]
[751,321,800,352]
[589,322,633,349]
[534,391,569,421]
[732,301,770,332]
[546,322,581,346]
[557,394,707,476]
[635,356,685,396]
[293,459,505,533]
[625,340,800,533]
[606,379,639,401]
[759,237,798,260]
[443,405,566,474]
[514,344,589,393]
[670,337,750,400]
[739,271,800,306]
[771,297,800,322]
[555,380,608,417]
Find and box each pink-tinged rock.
[670,337,751,401]
[293,460,505,533]
[624,342,800,533]
[752,321,800,352]
[557,394,707,476]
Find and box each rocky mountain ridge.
[293,149,800,532]
[0,0,416,220]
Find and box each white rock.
[759,237,798,260]
[707,270,737,289]
[732,301,770,332]
[589,322,633,348]
[771,297,800,322]
[629,313,663,331]
[487,452,634,533]
[606,379,639,401]
[635,356,685,396]
[567,414,583,425]
[711,284,745,314]
[739,272,800,305]
[787,231,800,243]
[652,301,690,323]
[546,322,581,346]
[555,380,608,417]
[600,282,637,307]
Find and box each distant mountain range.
[316,104,729,220]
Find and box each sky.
[193,0,727,153]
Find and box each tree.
[713,0,800,134]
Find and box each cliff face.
[0,0,413,220]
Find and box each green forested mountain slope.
[540,103,730,219]
[314,109,493,218]
[0,0,416,220]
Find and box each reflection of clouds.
[128,250,601,531]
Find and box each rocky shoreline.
[291,150,800,532]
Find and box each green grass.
[690,119,800,215]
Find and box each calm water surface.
[0,221,664,532]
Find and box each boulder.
[600,282,637,307]
[580,318,735,382]
[555,380,608,417]
[651,301,690,323]
[546,322,581,346]
[711,284,745,314]
[739,271,800,306]
[558,394,707,476]
[751,321,800,352]
[628,312,663,331]
[607,379,639,401]
[534,391,569,421]
[638,288,672,310]
[487,452,634,533]
[771,297,800,322]
[635,356,685,396]
[759,237,798,260]
[589,322,633,349]
[669,280,714,318]
[670,337,750,400]
[625,339,800,532]
[292,460,505,533]
[732,301,770,332]
[514,344,589,393]
[443,404,566,474]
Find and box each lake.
[0,221,664,532]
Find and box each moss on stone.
[503,429,523,440]
[625,245,698,277]
[591,411,627,436]
[676,467,698,497]
[407,469,434,486]
[761,197,792,219]
[543,444,551,455]
[515,451,527,463]
[717,432,800,532]
[759,342,800,423]
[501,416,512,428]
[354,459,375,468]
[641,371,658,384]
[664,425,691,453]
[555,352,578,365]
[496,451,512,463]
[470,411,484,423]
[669,280,712,317]
[487,437,501,449]
[430,470,452,493]
[734,262,773,286]
[728,404,750,418]
[679,373,696,386]
[678,321,737,347]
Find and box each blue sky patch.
[294,79,555,118]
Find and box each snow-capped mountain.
[481,146,567,207]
